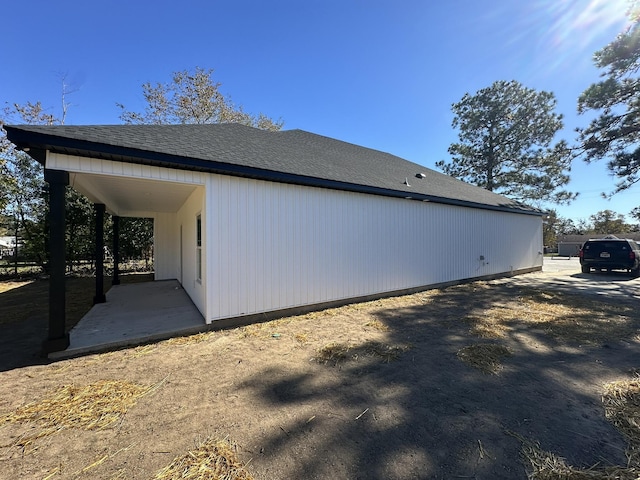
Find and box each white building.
[6,124,543,351]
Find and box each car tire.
[581,265,590,274]
[632,267,640,278]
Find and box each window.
[196,214,202,282]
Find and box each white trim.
[47,152,206,185]
[196,212,202,284]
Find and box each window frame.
[196,213,202,283]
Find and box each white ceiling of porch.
[70,173,199,216]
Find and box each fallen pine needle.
[478,440,486,460]
[355,408,369,420]
[42,467,61,480]
[75,443,137,476]
[81,454,108,473]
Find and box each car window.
[583,241,627,253]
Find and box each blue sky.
[2,0,636,223]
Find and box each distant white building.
[0,236,16,258]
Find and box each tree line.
[543,208,640,250]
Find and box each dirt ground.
[0,273,639,479]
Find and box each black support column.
[93,203,107,304]
[112,215,120,286]
[43,169,70,354]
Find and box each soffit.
[70,173,198,216]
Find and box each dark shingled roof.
[4,123,541,215]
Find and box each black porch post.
[43,169,70,354]
[112,215,120,285]
[93,203,107,304]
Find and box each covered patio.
[34,166,206,356]
[4,124,209,355]
[49,279,206,359]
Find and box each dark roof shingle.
[5,123,541,215]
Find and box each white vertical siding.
[205,175,542,323]
[153,212,178,281]
[176,187,206,317]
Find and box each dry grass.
[468,311,510,338]
[130,344,158,357]
[515,375,640,479]
[364,318,389,331]
[519,439,639,479]
[603,375,640,466]
[315,342,351,364]
[153,437,253,480]
[456,344,512,374]
[463,289,636,345]
[1,379,159,450]
[293,332,310,344]
[165,331,215,346]
[315,341,411,365]
[238,317,295,338]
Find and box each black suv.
[579,237,640,277]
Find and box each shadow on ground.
[238,283,639,479]
[0,274,153,372]
[1,273,638,478]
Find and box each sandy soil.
[0,276,639,479]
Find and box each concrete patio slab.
[49,280,205,359]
